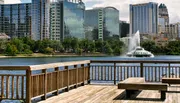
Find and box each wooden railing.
[0,60,90,103]
[90,60,180,84]
[1,60,180,103]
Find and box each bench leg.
[161,91,166,100]
[126,90,131,98]
[126,90,137,98]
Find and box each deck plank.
[38,85,180,103]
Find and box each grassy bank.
[0,53,108,58]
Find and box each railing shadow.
[113,90,164,102]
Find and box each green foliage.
[5,44,18,56]
[44,47,54,55]
[113,47,122,56]
[141,40,180,55]
[24,49,33,55]
[104,42,113,55]
[164,41,180,55]
[76,48,83,55]
[1,37,126,56]
[141,40,158,53]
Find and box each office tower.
[130,2,158,35]
[165,23,180,40]
[85,7,119,40]
[0,3,31,38]
[50,0,63,41]
[50,0,85,41]
[31,0,50,40]
[119,21,129,38]
[158,3,169,34]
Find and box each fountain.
[126,31,154,57]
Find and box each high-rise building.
[0,3,31,38]
[130,2,158,35]
[165,23,180,40]
[50,0,63,41]
[158,3,169,34]
[50,0,85,41]
[119,21,129,38]
[85,7,119,40]
[0,0,4,4]
[31,0,50,40]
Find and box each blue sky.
[4,0,180,23]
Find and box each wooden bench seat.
[118,78,168,100]
[162,78,180,85]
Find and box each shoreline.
[0,53,109,58]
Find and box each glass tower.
[32,0,50,40]
[49,0,85,41]
[130,2,158,35]
[158,3,169,35]
[0,3,31,38]
[85,7,120,40]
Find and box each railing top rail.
[0,66,30,70]
[90,60,180,64]
[30,60,90,71]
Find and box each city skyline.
[4,0,180,23]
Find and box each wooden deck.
[37,84,180,103]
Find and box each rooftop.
[131,2,158,6]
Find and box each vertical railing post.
[65,66,69,91]
[140,63,143,77]
[87,63,91,84]
[42,69,47,100]
[74,65,78,88]
[114,63,116,85]
[168,63,171,78]
[81,64,85,86]
[55,67,59,95]
[26,68,31,103]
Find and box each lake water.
[0,55,180,66]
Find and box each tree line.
[141,40,180,55]
[0,37,125,56]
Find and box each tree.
[62,38,72,52]
[0,39,8,53]
[88,41,95,53]
[5,44,18,56]
[95,40,103,52]
[79,39,90,53]
[50,41,63,52]
[71,37,79,53]
[11,38,24,53]
[104,42,113,55]
[164,41,180,55]
[44,47,54,55]
[141,40,158,53]
[113,47,122,55]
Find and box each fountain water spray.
[128,31,140,52]
[127,31,154,57]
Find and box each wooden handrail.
[91,60,180,64]
[0,66,30,70]
[30,60,90,71]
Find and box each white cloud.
[84,0,180,23]
[4,0,22,4]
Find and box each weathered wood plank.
[37,85,180,103]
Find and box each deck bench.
[118,78,168,100]
[162,78,180,85]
